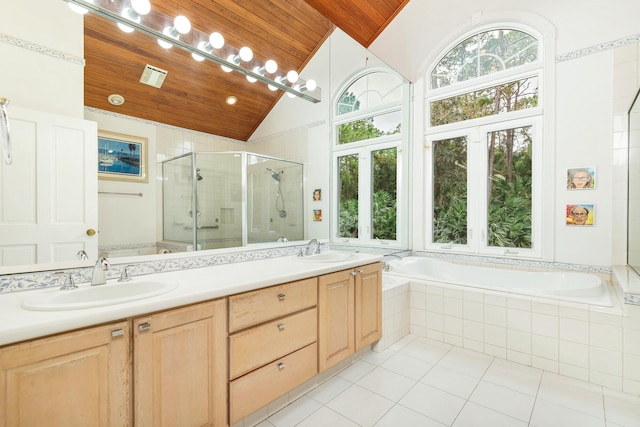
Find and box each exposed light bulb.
[268,83,278,91]
[265,59,278,74]
[117,7,139,33]
[221,55,234,72]
[305,79,317,91]
[173,15,191,34]
[238,47,253,62]
[131,0,151,15]
[286,70,299,84]
[68,0,94,14]
[158,27,175,49]
[209,32,224,49]
[192,52,205,62]
[247,67,260,83]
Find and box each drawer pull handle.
[111,329,125,338]
[277,323,286,331]
[138,322,151,332]
[350,271,357,276]
[278,293,286,301]
[357,269,364,274]
[277,362,286,370]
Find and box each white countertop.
[0,252,382,347]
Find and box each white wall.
[0,0,84,117]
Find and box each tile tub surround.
[405,270,640,396]
[374,274,410,352]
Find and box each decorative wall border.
[0,244,311,293]
[0,32,85,66]
[556,33,640,63]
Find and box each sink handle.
[118,264,134,282]
[54,271,78,291]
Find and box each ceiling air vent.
[139,64,168,88]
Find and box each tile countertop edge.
[612,265,640,305]
[0,253,383,347]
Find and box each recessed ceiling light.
[226,96,237,105]
[108,94,125,106]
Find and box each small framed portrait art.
[566,204,595,226]
[567,166,595,190]
[313,189,321,201]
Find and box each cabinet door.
[134,299,227,427]
[0,321,131,427]
[318,269,355,372]
[355,262,383,351]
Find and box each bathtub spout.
[382,253,403,272]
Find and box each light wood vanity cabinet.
[134,298,227,427]
[318,262,382,372]
[228,277,318,424]
[0,320,131,427]
[0,299,227,427]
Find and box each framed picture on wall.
[566,203,595,226]
[98,130,148,183]
[566,166,595,190]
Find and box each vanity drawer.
[229,308,317,379]
[229,343,318,424]
[228,277,317,332]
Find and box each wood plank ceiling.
[83,0,409,141]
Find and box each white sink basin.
[22,280,178,311]
[294,252,356,263]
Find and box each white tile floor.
[256,335,640,427]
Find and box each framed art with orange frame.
[566,204,594,226]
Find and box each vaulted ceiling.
[83,0,409,141]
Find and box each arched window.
[425,27,544,257]
[332,70,409,247]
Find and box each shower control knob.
[86,229,97,236]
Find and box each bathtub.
[386,256,613,307]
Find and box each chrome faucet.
[54,271,78,291]
[382,253,403,272]
[118,264,134,282]
[305,239,321,256]
[91,257,110,286]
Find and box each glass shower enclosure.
[162,152,303,251]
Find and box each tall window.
[426,28,542,257]
[333,70,408,247]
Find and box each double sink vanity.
[0,251,383,426]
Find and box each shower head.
[195,168,203,181]
[266,168,281,183]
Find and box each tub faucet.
[304,239,321,256]
[382,254,403,272]
[91,257,110,286]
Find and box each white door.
[0,106,98,266]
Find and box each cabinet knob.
[357,269,364,274]
[277,362,286,370]
[277,293,286,301]
[138,322,151,332]
[350,271,357,276]
[277,323,286,331]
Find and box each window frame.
[331,69,410,249]
[424,25,545,258]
